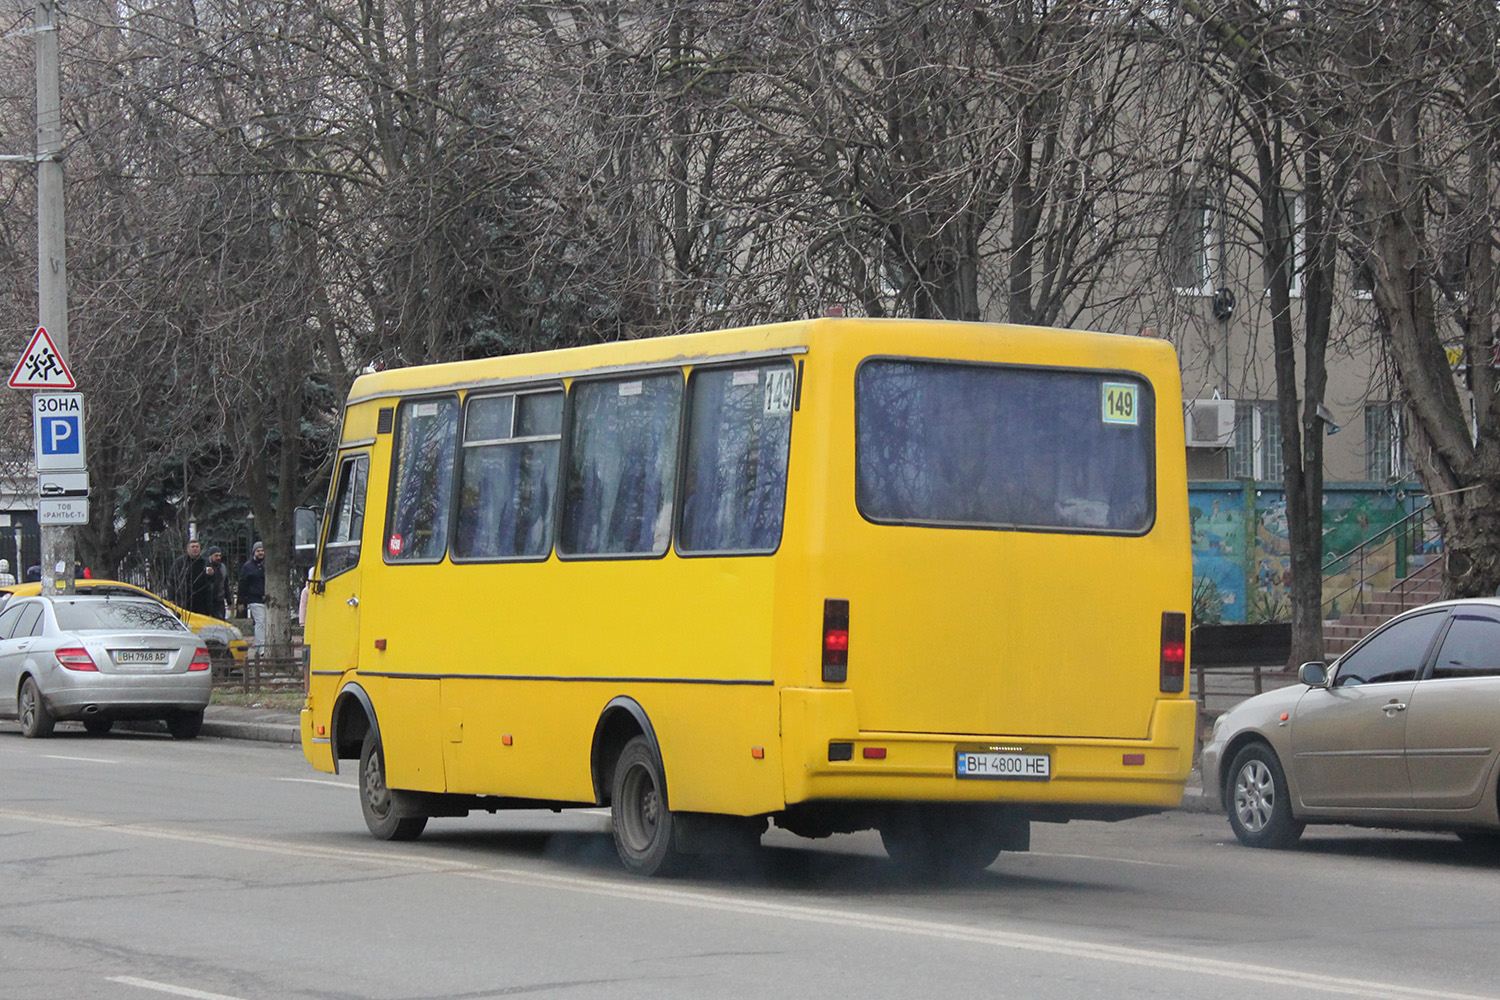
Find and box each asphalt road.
[3,721,1500,1000]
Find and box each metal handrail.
[1320,500,1435,618]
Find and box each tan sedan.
[1201,598,1500,848]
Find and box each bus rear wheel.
[611,735,682,876]
[359,730,428,842]
[879,806,1014,877]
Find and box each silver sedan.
[0,595,212,739]
[1202,598,1500,848]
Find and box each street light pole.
[35,0,75,596]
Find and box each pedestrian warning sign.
[8,326,76,389]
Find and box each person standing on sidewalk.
[237,541,268,655]
[204,546,232,619]
[169,539,214,614]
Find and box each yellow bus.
[299,317,1196,875]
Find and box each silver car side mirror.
[1298,661,1329,688]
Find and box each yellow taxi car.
[0,580,248,663]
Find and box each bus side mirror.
[1297,661,1329,688]
[294,507,321,571]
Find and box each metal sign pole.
[35,0,74,596]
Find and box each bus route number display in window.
[763,368,794,415]
[1102,382,1139,426]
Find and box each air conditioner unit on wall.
[1185,399,1236,448]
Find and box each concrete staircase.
[1322,559,1444,657]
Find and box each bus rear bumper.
[781,690,1196,812]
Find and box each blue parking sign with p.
[32,392,87,472]
[41,415,81,455]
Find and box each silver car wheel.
[1234,757,1276,833]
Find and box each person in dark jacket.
[238,541,267,653]
[203,546,231,618]
[168,539,215,615]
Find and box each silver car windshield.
[52,600,188,633]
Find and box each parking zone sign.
[33,392,87,472]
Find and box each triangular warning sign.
[8,326,75,389]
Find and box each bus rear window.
[856,359,1154,533]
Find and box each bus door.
[316,451,370,675]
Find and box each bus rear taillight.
[1160,612,1186,693]
[822,599,849,683]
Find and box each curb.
[1177,788,1219,815]
[117,717,300,744]
[202,718,300,744]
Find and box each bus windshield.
[855,359,1154,533]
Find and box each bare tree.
[1188,0,1500,598]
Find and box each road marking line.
[42,754,118,764]
[275,777,354,789]
[1026,850,1179,868]
[107,975,247,1000]
[0,807,1490,1000]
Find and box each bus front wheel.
[611,735,682,876]
[359,730,428,842]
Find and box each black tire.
[1225,742,1304,849]
[359,729,428,841]
[18,677,54,739]
[611,735,682,876]
[879,806,1013,876]
[166,710,204,740]
[83,717,114,736]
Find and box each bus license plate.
[956,751,1050,780]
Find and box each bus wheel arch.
[330,683,379,776]
[590,697,663,806]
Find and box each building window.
[1228,401,1283,480]
[1365,402,1413,481]
[1169,189,1217,295]
[1273,192,1304,298]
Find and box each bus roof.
[345,317,1177,405]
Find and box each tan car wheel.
[1226,743,1304,849]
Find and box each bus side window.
[386,398,459,562]
[323,454,368,579]
[679,362,793,553]
[454,389,563,560]
[560,373,682,557]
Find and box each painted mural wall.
[1189,483,1436,624]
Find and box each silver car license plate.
[112,649,171,670]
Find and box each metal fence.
[212,644,303,693]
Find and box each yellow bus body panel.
[302,318,1194,819]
